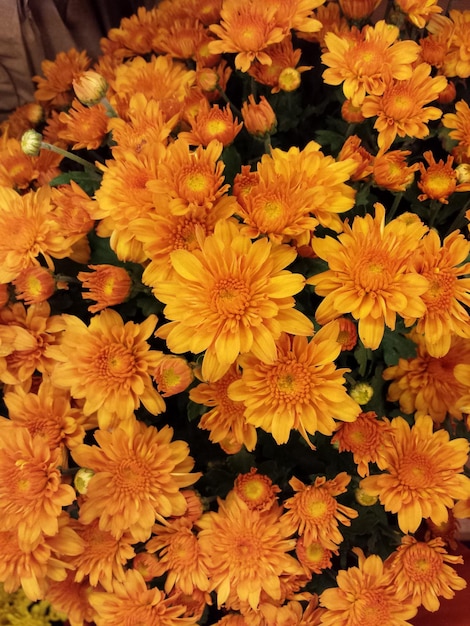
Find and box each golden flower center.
[423,269,456,311]
[115,457,151,495]
[423,171,456,199]
[96,344,136,381]
[354,252,392,293]
[231,531,263,566]
[397,453,436,489]
[185,171,209,193]
[304,542,325,563]
[384,87,415,119]
[269,360,310,405]
[206,119,228,135]
[173,217,204,251]
[402,545,442,582]
[356,590,391,626]
[211,278,251,318]
[300,488,336,523]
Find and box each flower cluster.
[1,0,470,624]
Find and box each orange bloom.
[189,364,257,452]
[33,49,92,109]
[336,316,358,351]
[372,149,419,192]
[322,21,420,107]
[417,150,460,202]
[0,102,43,139]
[197,492,304,610]
[78,264,132,313]
[229,326,360,446]
[146,517,210,594]
[338,135,373,181]
[281,473,358,549]
[308,203,428,350]
[0,422,76,547]
[208,0,286,72]
[133,551,162,582]
[361,63,446,151]
[296,536,335,574]
[89,568,198,626]
[241,94,277,137]
[360,415,470,534]
[58,99,109,150]
[72,69,108,106]
[338,0,381,20]
[45,571,96,626]
[395,0,442,29]
[319,548,417,626]
[233,468,281,512]
[152,18,207,60]
[332,412,393,477]
[383,333,470,423]
[385,535,466,612]
[48,309,165,430]
[409,229,470,357]
[179,101,243,147]
[72,417,199,542]
[437,10,470,78]
[442,99,470,163]
[0,186,73,283]
[154,220,313,382]
[13,266,56,305]
[104,6,161,57]
[153,354,194,397]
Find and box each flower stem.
[40,141,100,172]
[387,191,403,221]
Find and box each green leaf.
[221,144,242,187]
[49,169,102,195]
[381,326,417,367]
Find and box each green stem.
[217,84,242,119]
[263,134,272,154]
[445,197,470,236]
[428,199,442,228]
[387,191,403,221]
[40,141,100,172]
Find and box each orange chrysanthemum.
[332,411,393,477]
[197,492,304,610]
[154,220,313,382]
[383,332,470,423]
[89,568,198,626]
[322,21,420,107]
[104,6,161,57]
[78,264,132,313]
[417,150,461,203]
[241,94,277,137]
[190,364,257,452]
[0,422,76,547]
[336,317,358,351]
[385,535,466,612]
[361,63,446,151]
[48,309,165,429]
[436,10,470,78]
[395,0,442,29]
[57,99,109,150]
[45,571,96,626]
[360,415,470,534]
[13,266,56,305]
[153,355,194,397]
[179,101,243,147]
[372,149,419,192]
[229,325,360,446]
[0,102,43,139]
[72,417,199,542]
[319,548,417,626]
[152,18,207,59]
[208,0,286,72]
[146,517,210,594]
[296,536,335,574]
[281,473,358,549]
[233,468,281,512]
[338,0,381,20]
[308,203,428,350]
[442,99,470,163]
[408,229,470,357]
[338,135,373,181]
[33,49,92,108]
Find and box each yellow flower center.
[398,453,436,489]
[26,275,44,297]
[212,278,251,318]
[97,344,136,381]
[354,252,392,293]
[423,171,456,199]
[206,119,228,136]
[103,277,115,296]
[385,87,415,119]
[402,544,442,582]
[423,269,455,312]
[185,171,209,192]
[300,488,335,524]
[115,457,151,495]
[357,591,391,626]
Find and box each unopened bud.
[21,129,43,156]
[355,487,378,506]
[74,467,95,495]
[350,382,374,405]
[73,70,109,106]
[456,163,470,184]
[278,67,301,92]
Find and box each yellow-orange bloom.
[72,69,109,106]
[153,354,194,397]
[197,492,304,610]
[72,417,200,542]
[179,101,243,147]
[48,309,165,430]
[229,325,360,446]
[33,49,91,109]
[78,264,132,313]
[281,473,358,549]
[361,63,446,151]
[154,220,314,382]
[417,150,460,202]
[360,415,470,534]
[308,203,428,349]
[45,571,96,626]
[372,149,419,192]
[0,422,76,547]
[13,266,56,305]
[442,99,470,163]
[233,468,281,512]
[396,0,442,29]
[89,568,198,626]
[338,0,381,20]
[296,536,335,574]
[241,95,277,137]
[319,548,417,626]
[58,99,109,150]
[385,535,466,612]
[322,21,420,107]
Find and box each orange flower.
[189,364,257,452]
[332,412,393,477]
[0,186,73,283]
[208,0,286,72]
[58,99,109,150]
[338,135,373,181]
[438,10,470,78]
[233,468,281,512]
[442,99,470,163]
[48,309,165,429]
[13,266,56,305]
[361,63,446,151]
[33,49,91,108]
[0,422,76,547]
[338,0,381,20]
[179,101,243,147]
[241,94,277,137]
[372,149,419,192]
[319,548,417,626]
[45,571,96,626]
[322,21,420,107]
[383,333,470,423]
[336,316,358,351]
[308,204,428,350]
[229,326,360,446]
[0,102,43,139]
[385,535,466,612]
[197,492,304,610]
[72,417,199,542]
[72,69,109,106]
[395,0,442,29]
[409,229,470,357]
[78,264,132,313]
[133,552,162,582]
[146,517,210,594]
[104,6,161,57]
[360,415,470,534]
[152,18,207,59]
[153,354,194,397]
[417,150,460,202]
[296,536,335,574]
[154,220,313,382]
[89,568,198,626]
[281,473,358,549]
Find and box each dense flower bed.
[0,0,470,624]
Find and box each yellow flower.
[228,324,360,447]
[319,548,418,626]
[308,203,428,350]
[417,150,460,203]
[385,535,466,612]
[395,0,443,29]
[179,101,243,147]
[48,309,165,430]
[71,417,200,542]
[360,415,470,534]
[296,536,335,574]
[154,220,313,382]
[233,468,281,512]
[78,264,132,313]
[197,492,304,610]
[281,473,358,549]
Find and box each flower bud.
[74,467,95,495]
[350,382,374,405]
[339,0,381,20]
[456,163,470,184]
[21,129,43,156]
[73,70,109,106]
[241,95,277,137]
[278,67,301,92]
[355,487,378,506]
